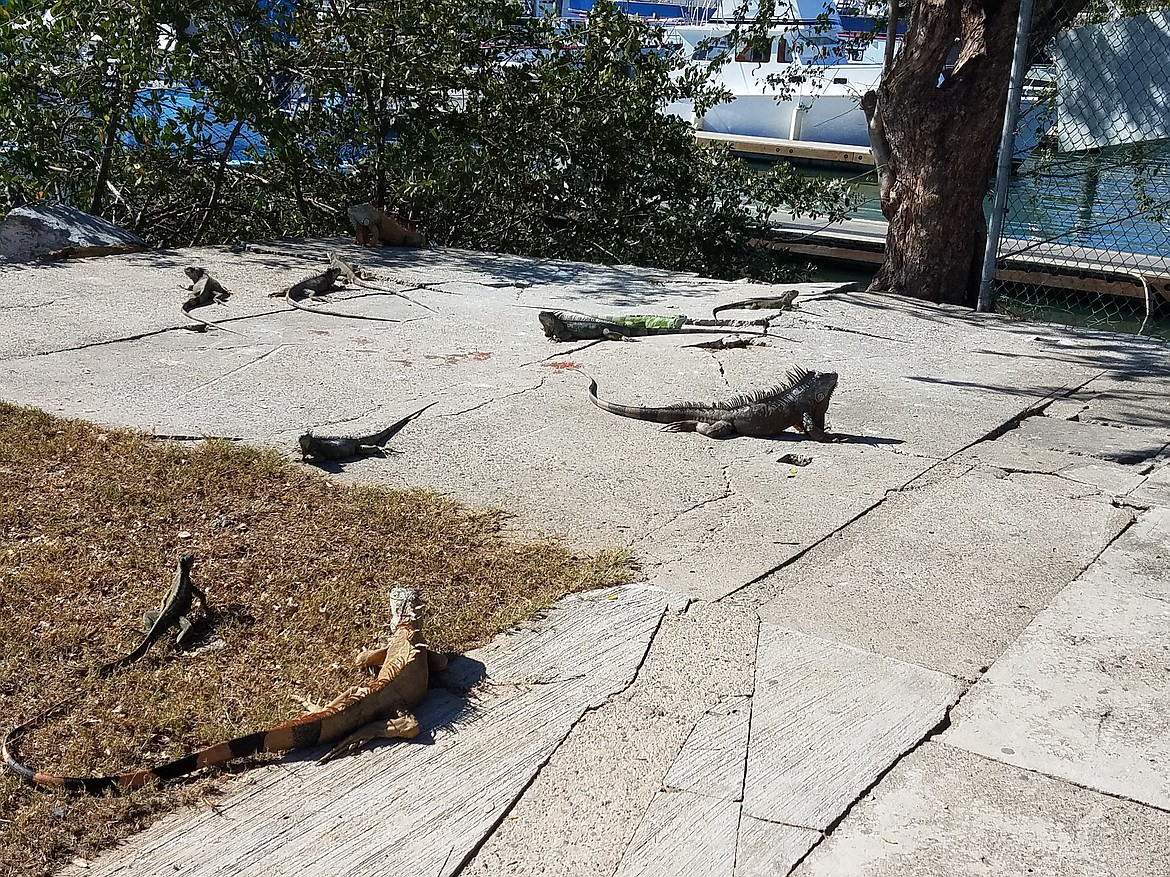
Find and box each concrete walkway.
[3,241,1168,876]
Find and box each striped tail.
[587,379,695,425]
[3,683,386,795]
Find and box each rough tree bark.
[864,0,1088,305]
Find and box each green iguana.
[328,250,435,313]
[94,552,209,677]
[272,267,402,324]
[182,267,242,335]
[539,311,768,342]
[587,368,838,440]
[299,402,437,463]
[711,290,800,318]
[4,587,444,794]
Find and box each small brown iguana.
[182,267,242,335]
[4,587,444,793]
[588,368,838,440]
[347,203,426,247]
[328,250,435,313]
[93,552,209,677]
[299,402,437,463]
[271,267,402,324]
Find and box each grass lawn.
[0,402,632,877]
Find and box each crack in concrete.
[723,376,1110,605]
[433,377,548,419]
[783,694,964,876]
[519,340,603,368]
[633,462,734,551]
[150,433,245,443]
[176,344,287,400]
[449,604,673,877]
[2,307,297,362]
[729,616,763,876]
[954,746,1170,818]
[0,300,57,311]
[794,316,911,344]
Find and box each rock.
[0,204,146,263]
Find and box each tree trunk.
[866,0,1021,306]
[866,0,1092,306]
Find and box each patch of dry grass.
[0,402,633,877]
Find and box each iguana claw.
[316,714,421,763]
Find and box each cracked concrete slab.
[635,446,925,600]
[463,601,759,877]
[613,790,740,877]
[662,695,751,800]
[1003,415,1170,465]
[8,242,1170,877]
[944,508,1170,810]
[792,742,1170,877]
[1044,371,1170,432]
[64,584,670,877]
[735,816,820,877]
[744,625,962,831]
[743,466,1133,680]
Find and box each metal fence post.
[977,0,1037,312]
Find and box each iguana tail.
[360,401,439,446]
[285,292,403,324]
[3,678,397,795]
[587,379,703,425]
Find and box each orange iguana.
[347,203,426,247]
[3,587,445,794]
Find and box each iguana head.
[804,370,838,429]
[388,586,424,630]
[297,432,316,459]
[538,311,572,341]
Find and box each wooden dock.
[694,131,875,168]
[770,214,1170,301]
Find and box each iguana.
[711,290,800,319]
[587,368,838,440]
[182,267,242,335]
[347,203,426,248]
[299,402,437,463]
[685,334,769,351]
[328,250,435,313]
[272,267,343,302]
[539,311,768,342]
[93,552,209,677]
[4,587,444,793]
[272,267,402,324]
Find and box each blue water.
[131,88,266,162]
[824,139,1170,260]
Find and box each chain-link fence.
[984,4,1170,339]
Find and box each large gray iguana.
[588,368,838,440]
[4,587,444,793]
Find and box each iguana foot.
[694,420,737,439]
[355,646,388,670]
[289,693,325,713]
[317,714,421,763]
